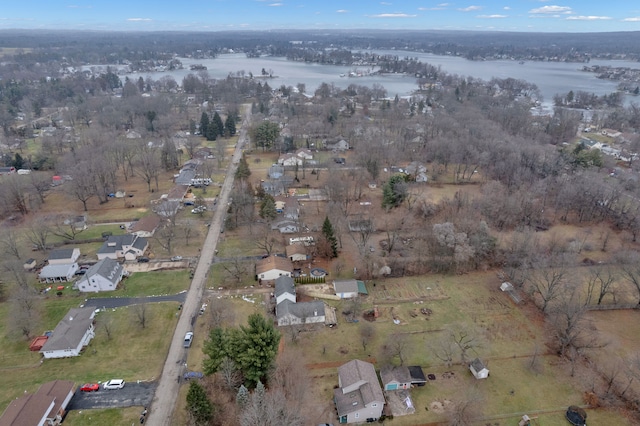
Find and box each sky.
[1,1,640,33]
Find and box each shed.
[380,365,412,391]
[469,358,489,379]
[23,258,37,271]
[408,366,427,386]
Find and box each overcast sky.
[2,1,640,32]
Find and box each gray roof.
[175,169,196,185]
[380,365,412,385]
[97,234,145,255]
[132,236,148,251]
[40,307,95,352]
[274,276,296,298]
[334,279,359,294]
[470,358,487,372]
[39,263,77,279]
[85,258,123,284]
[335,360,384,416]
[276,300,325,321]
[48,248,76,260]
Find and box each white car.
[191,206,207,214]
[170,256,183,261]
[103,379,125,390]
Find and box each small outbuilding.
[469,358,489,379]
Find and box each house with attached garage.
[0,380,75,426]
[97,234,148,261]
[39,307,96,359]
[334,359,385,424]
[128,215,161,238]
[75,258,125,293]
[256,255,293,282]
[274,276,325,326]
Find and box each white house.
[97,234,148,261]
[39,263,79,283]
[285,243,308,262]
[40,307,96,359]
[334,360,385,423]
[296,148,314,160]
[76,258,125,293]
[271,220,299,234]
[274,276,297,305]
[278,153,303,166]
[469,358,490,379]
[47,248,81,265]
[256,256,293,282]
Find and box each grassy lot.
[63,407,143,426]
[117,270,191,297]
[0,303,179,410]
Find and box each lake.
[127,52,639,106]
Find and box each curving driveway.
[83,293,186,309]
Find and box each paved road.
[145,107,250,426]
[83,293,186,309]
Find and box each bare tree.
[154,222,177,255]
[617,251,640,305]
[381,334,409,366]
[0,229,22,259]
[253,224,278,256]
[48,213,85,241]
[430,331,456,368]
[221,252,250,284]
[65,160,96,211]
[207,298,235,329]
[26,219,51,252]
[181,220,199,246]
[446,389,484,426]
[524,260,568,313]
[447,324,482,365]
[359,322,375,351]
[219,357,243,391]
[9,282,42,339]
[585,265,617,306]
[135,144,162,192]
[132,300,149,329]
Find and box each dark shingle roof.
[274,276,295,298]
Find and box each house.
[380,365,413,391]
[404,161,427,178]
[38,263,79,283]
[334,360,385,424]
[40,307,96,359]
[469,358,489,379]
[256,256,293,282]
[286,243,308,262]
[268,164,285,179]
[278,153,303,166]
[129,215,161,238]
[261,176,294,196]
[326,139,350,151]
[76,258,125,293]
[274,276,297,305]
[276,300,325,326]
[47,248,80,265]
[63,215,87,231]
[333,279,368,299]
[271,220,299,234]
[0,380,74,426]
[97,234,148,261]
[296,148,314,160]
[274,276,326,326]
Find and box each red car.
[80,383,100,392]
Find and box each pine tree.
[186,381,214,426]
[225,114,237,136]
[206,115,218,141]
[236,384,249,408]
[322,216,338,258]
[203,327,228,375]
[259,194,277,220]
[199,112,209,137]
[213,112,224,137]
[235,155,251,179]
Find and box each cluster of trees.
[200,110,236,141]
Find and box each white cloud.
[503,7,511,11]
[419,6,446,11]
[336,9,348,13]
[368,13,417,18]
[67,5,93,9]
[127,18,152,22]
[621,17,640,22]
[529,5,572,14]
[380,2,392,5]
[458,6,482,12]
[268,3,283,6]
[477,14,507,19]
[566,15,612,21]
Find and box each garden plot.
[371,280,448,302]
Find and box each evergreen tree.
[259,194,277,220]
[206,116,218,141]
[322,216,338,258]
[225,114,237,136]
[203,327,228,375]
[226,313,280,385]
[199,112,209,137]
[186,381,214,426]
[235,155,251,179]
[236,384,249,408]
[213,112,224,137]
[254,380,265,403]
[382,174,409,210]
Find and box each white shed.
[469,358,489,379]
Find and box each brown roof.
[285,243,307,257]
[166,185,189,201]
[130,215,161,233]
[0,380,74,426]
[256,255,293,275]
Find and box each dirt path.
[145,107,250,426]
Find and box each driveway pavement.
[83,293,186,309]
[68,381,156,410]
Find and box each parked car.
[183,371,204,380]
[191,206,207,214]
[80,383,100,392]
[137,257,150,263]
[183,331,194,348]
[170,256,183,261]
[103,379,125,390]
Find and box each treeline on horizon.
[1,29,640,66]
